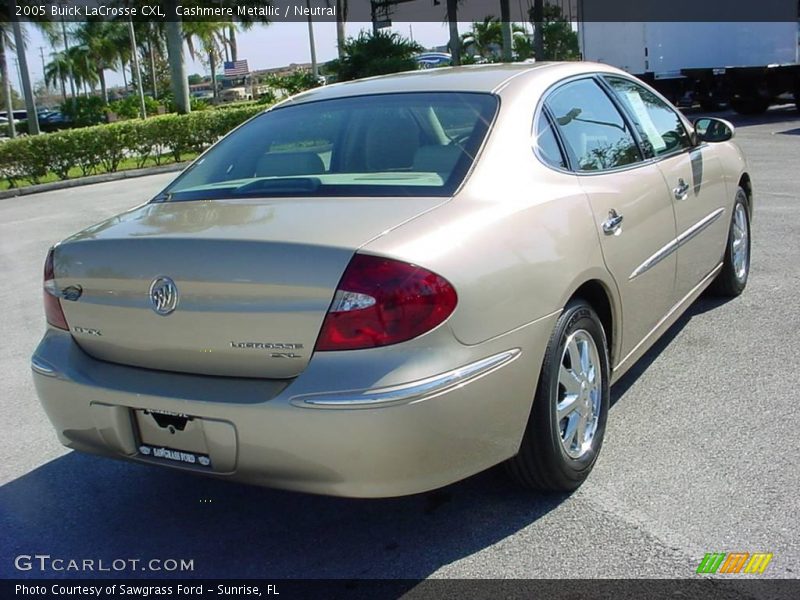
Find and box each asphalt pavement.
[1,107,798,580]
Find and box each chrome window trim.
[291,349,521,409]
[535,74,648,176]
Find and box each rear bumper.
[31,317,555,498]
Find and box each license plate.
[138,444,212,468]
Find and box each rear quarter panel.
[362,71,619,350]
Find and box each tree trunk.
[306,0,318,77]
[128,18,147,119]
[532,0,544,60]
[0,36,16,138]
[99,68,108,104]
[166,15,190,114]
[446,0,460,66]
[11,10,40,135]
[335,0,347,60]
[121,58,128,89]
[209,51,217,99]
[59,75,67,106]
[148,40,158,98]
[228,25,237,63]
[500,0,513,62]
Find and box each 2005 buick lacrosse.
[32,63,751,497]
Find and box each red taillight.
[315,254,458,351]
[44,247,69,330]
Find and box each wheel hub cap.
[732,202,749,282]
[556,329,602,459]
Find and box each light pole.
[127,18,147,119]
[306,0,318,77]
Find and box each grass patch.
[0,152,198,191]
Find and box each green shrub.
[265,70,323,96]
[326,31,423,82]
[1,104,265,187]
[40,132,82,180]
[108,95,163,120]
[0,138,40,186]
[60,96,107,127]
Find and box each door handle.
[602,209,624,235]
[673,178,690,200]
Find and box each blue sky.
[15,21,463,90]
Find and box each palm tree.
[2,4,58,135]
[165,17,190,114]
[137,22,165,98]
[499,0,512,62]
[183,22,227,100]
[532,0,544,59]
[225,2,270,62]
[44,51,72,105]
[335,0,347,59]
[446,0,460,66]
[0,25,16,137]
[73,20,124,103]
[324,0,348,59]
[65,45,99,97]
[461,17,527,62]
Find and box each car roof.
[282,62,586,105]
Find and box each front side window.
[159,92,498,201]
[604,76,692,157]
[545,78,641,172]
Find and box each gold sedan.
[32,63,751,497]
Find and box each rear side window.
[534,112,567,170]
[545,78,641,172]
[604,76,692,157]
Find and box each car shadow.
[0,450,567,580]
[610,294,734,406]
[1,296,738,582]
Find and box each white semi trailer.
[578,21,800,113]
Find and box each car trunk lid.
[53,197,443,378]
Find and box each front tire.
[507,300,610,492]
[709,187,750,297]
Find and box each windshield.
[157,92,498,201]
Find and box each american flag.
[224,60,249,77]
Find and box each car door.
[603,76,730,299]
[543,77,679,363]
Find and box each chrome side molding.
[31,356,58,377]
[291,349,521,409]
[630,207,725,280]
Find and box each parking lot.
[1,107,798,580]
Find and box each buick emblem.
[149,276,179,316]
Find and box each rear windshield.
[158,92,498,201]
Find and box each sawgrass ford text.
[15,584,269,596]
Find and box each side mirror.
[694,117,735,143]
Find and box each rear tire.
[506,300,610,492]
[709,187,751,297]
[730,94,769,115]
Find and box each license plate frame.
[133,408,213,469]
[137,443,213,468]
